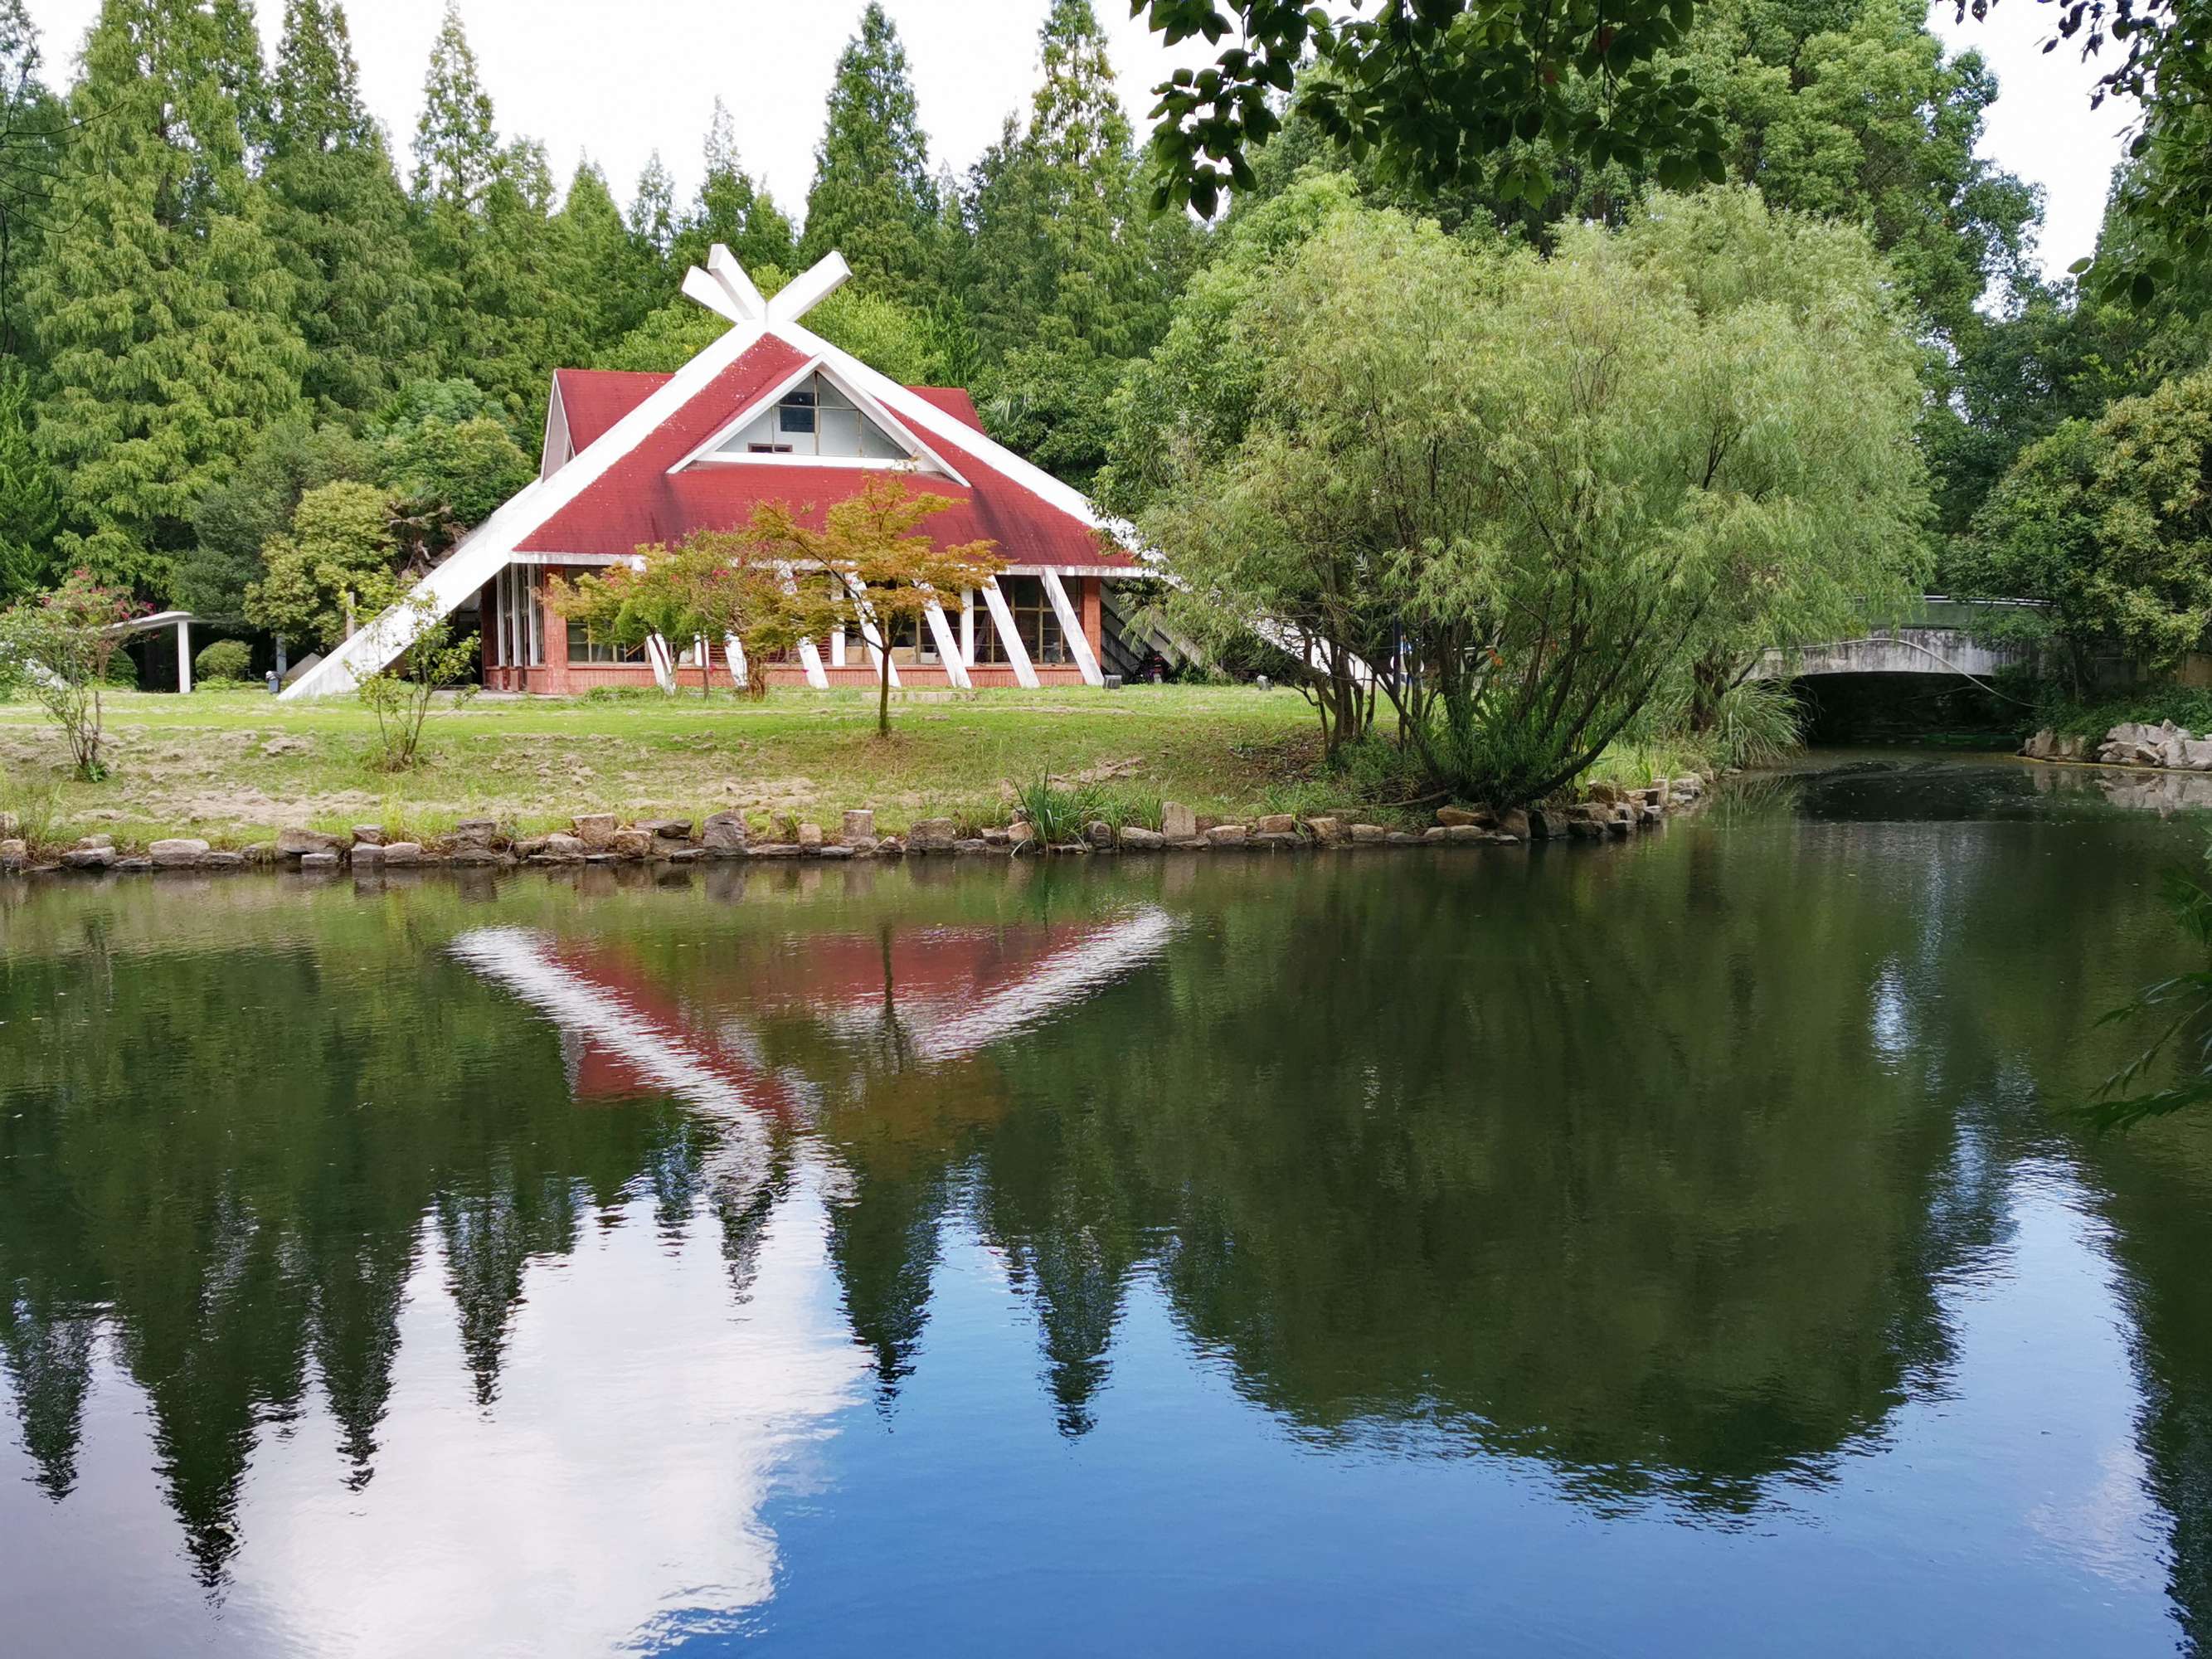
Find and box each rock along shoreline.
[2022,720,2212,772]
[0,776,1712,882]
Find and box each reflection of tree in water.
[2079,1124,2212,1652]
[5,817,2210,1590]
[962,814,2181,1513]
[0,920,746,1583]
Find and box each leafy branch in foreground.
[2088,865,2212,1130]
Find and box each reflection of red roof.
[547,923,1106,1102]
[527,346,1135,572]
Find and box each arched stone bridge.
[1748,599,2038,682]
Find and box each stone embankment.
[2024,722,2212,771]
[0,776,1709,878]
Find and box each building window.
[567,625,645,665]
[882,607,942,666]
[980,576,1068,666]
[717,372,908,460]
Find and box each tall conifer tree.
[27,0,305,594]
[411,2,498,212]
[672,97,796,280]
[801,3,940,299]
[0,0,60,363]
[266,0,431,420]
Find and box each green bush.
[103,647,138,688]
[193,640,253,684]
[2036,684,2212,741]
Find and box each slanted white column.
[644,632,677,693]
[1040,569,1102,686]
[960,591,975,665]
[724,635,748,688]
[923,599,970,689]
[853,600,902,688]
[795,636,830,689]
[978,577,1039,688]
[176,619,192,693]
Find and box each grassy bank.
[1,684,1351,852]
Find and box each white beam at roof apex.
[680,265,748,324]
[707,244,765,321]
[765,252,852,326]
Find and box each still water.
[5,754,2212,1655]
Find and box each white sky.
[22,0,2137,282]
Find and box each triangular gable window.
[714,372,910,461]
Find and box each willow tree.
[1120,182,1928,804]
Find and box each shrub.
[1709,679,1804,770]
[1014,774,1100,846]
[193,640,253,684]
[104,646,138,688]
[0,572,143,779]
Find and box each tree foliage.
[801,2,941,302]
[546,529,837,700]
[245,479,396,651]
[1958,363,2212,684]
[1113,184,1928,802]
[27,0,306,594]
[0,569,142,777]
[751,474,1004,737]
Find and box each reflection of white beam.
[450,927,774,1194]
[909,909,1176,1063]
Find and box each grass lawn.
[0,683,1349,850]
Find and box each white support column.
[924,600,970,689]
[796,636,830,689]
[1040,569,1102,686]
[176,619,192,694]
[960,591,975,665]
[829,626,847,669]
[645,632,677,693]
[978,577,1039,688]
[724,635,748,688]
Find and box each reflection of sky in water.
[0,1175,865,1657]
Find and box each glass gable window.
[717,372,909,460]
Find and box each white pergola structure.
[282,244,1141,701]
[102,609,199,693]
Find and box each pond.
[4,752,2212,1655]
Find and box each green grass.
[0,683,1324,853]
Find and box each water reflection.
[3,777,2212,1651]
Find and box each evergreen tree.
[265,0,433,420]
[800,2,940,299]
[962,1,1184,476]
[406,12,563,429]
[27,0,306,596]
[0,362,58,600]
[629,150,676,255]
[670,97,796,281]
[552,158,651,353]
[411,1,498,212]
[0,0,61,362]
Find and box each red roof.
[531,352,1131,572]
[552,368,670,451]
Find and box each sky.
[20,0,2142,284]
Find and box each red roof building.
[283,247,1155,702]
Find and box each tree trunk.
[878,652,892,737]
